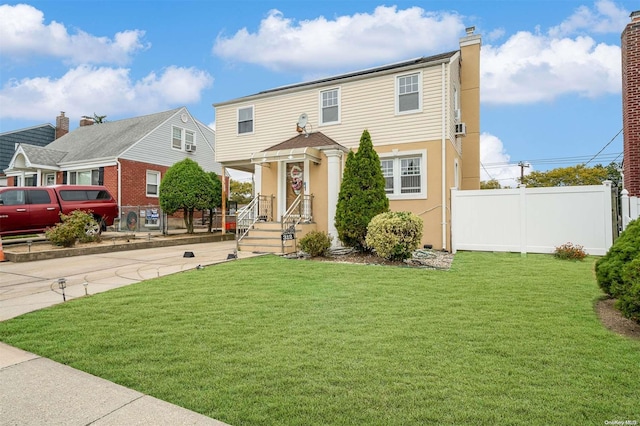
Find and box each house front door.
[285,162,304,209]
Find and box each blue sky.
[0,0,633,185]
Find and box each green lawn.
[1,252,638,425]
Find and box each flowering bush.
[553,242,587,261]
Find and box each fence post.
[602,181,613,250]
[621,189,630,231]
[519,184,527,256]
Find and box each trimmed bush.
[553,242,587,261]
[299,231,333,257]
[46,210,101,247]
[616,255,640,323]
[365,211,423,261]
[596,219,640,296]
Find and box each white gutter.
[116,159,122,231]
[441,63,447,251]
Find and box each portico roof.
[250,132,349,165]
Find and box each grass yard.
[0,252,638,425]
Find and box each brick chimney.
[622,10,640,196]
[55,111,69,139]
[80,117,94,127]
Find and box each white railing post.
[621,189,630,231]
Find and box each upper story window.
[320,88,340,125]
[396,72,421,114]
[379,150,426,199]
[172,127,182,149]
[172,126,196,151]
[238,106,254,134]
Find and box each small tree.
[159,159,218,234]
[229,179,253,205]
[335,129,389,251]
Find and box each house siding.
[215,61,458,162]
[121,109,221,175]
[0,125,55,176]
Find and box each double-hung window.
[172,126,196,151]
[146,171,161,197]
[172,127,183,149]
[396,72,421,114]
[320,88,340,124]
[238,106,254,134]
[379,151,426,199]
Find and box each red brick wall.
[622,15,640,196]
[119,159,169,206]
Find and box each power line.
[584,128,623,166]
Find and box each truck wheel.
[85,217,103,237]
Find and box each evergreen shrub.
[365,211,423,261]
[299,231,333,257]
[595,219,640,296]
[335,130,389,251]
[616,255,640,323]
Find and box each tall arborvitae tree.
[335,129,389,251]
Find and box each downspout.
[441,63,447,251]
[116,159,122,231]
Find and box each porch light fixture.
[58,278,67,301]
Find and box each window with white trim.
[45,173,55,185]
[68,169,100,185]
[320,88,340,124]
[379,151,426,199]
[238,106,254,134]
[396,72,421,113]
[172,126,196,151]
[146,170,161,197]
[172,127,183,149]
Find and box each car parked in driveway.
[0,185,118,236]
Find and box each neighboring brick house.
[622,10,640,197]
[4,107,222,231]
[0,118,64,186]
[214,29,481,253]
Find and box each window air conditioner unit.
[455,123,466,136]
[185,143,196,152]
[454,109,461,123]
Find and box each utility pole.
[518,161,530,180]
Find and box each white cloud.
[482,0,627,104]
[0,4,149,65]
[549,0,629,37]
[214,6,465,75]
[0,65,213,123]
[480,133,523,188]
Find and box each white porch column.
[324,149,343,247]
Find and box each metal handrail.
[236,194,274,243]
[281,194,313,252]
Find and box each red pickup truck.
[0,185,118,236]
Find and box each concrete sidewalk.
[1,239,261,425]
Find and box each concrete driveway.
[0,239,259,321]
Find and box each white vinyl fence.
[621,189,640,230]
[451,182,614,255]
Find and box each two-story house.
[4,107,222,231]
[214,29,481,253]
